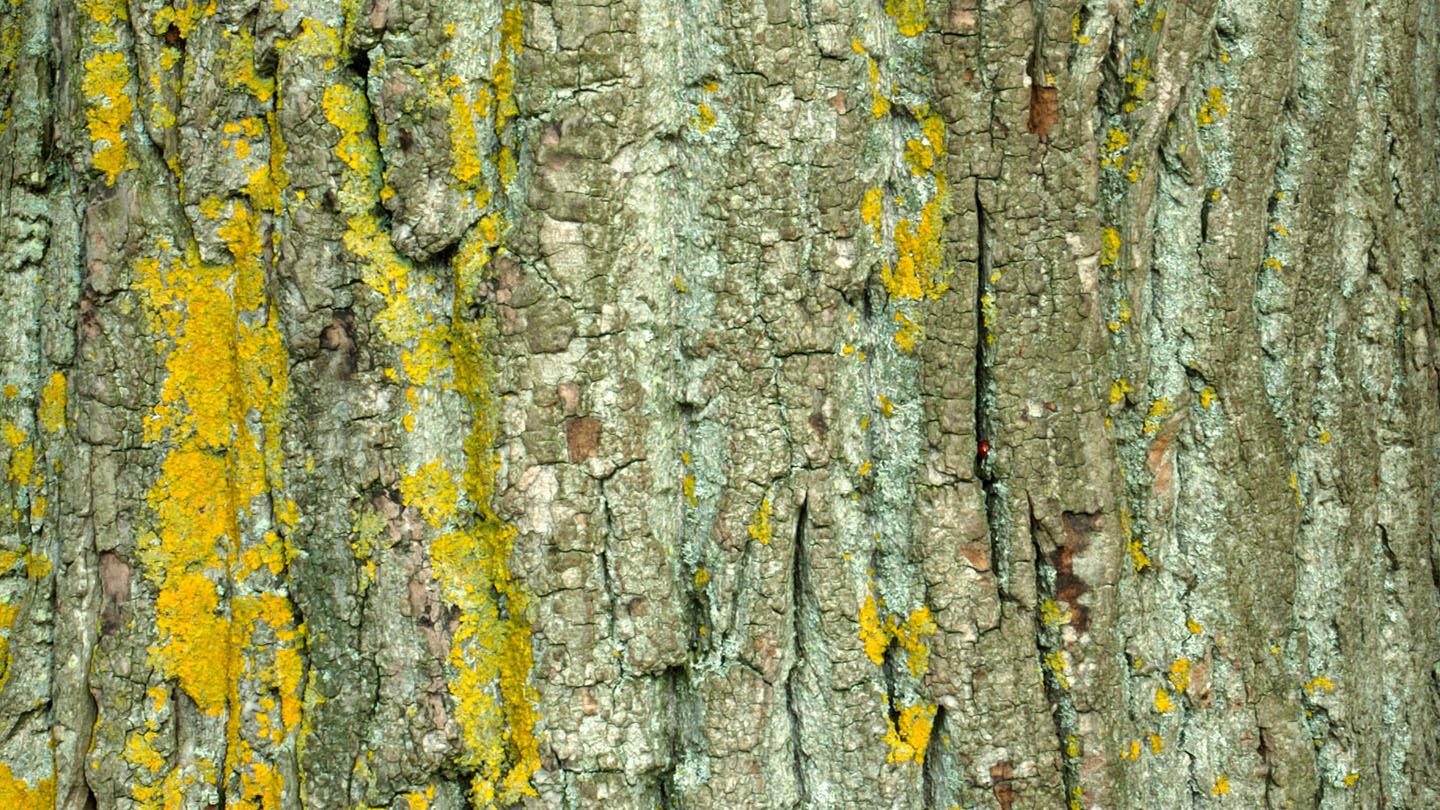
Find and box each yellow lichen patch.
[1109,378,1133,404]
[1040,599,1072,627]
[1101,227,1121,267]
[131,187,296,806]
[978,293,996,341]
[883,703,936,764]
[1200,387,1217,409]
[1169,658,1190,692]
[1154,685,1174,713]
[896,606,935,676]
[1186,617,1203,634]
[83,51,136,185]
[38,372,66,433]
[1197,87,1229,127]
[885,0,926,36]
[1108,298,1132,333]
[904,138,934,175]
[691,103,716,133]
[858,593,935,676]
[1304,675,1335,694]
[884,197,947,299]
[449,88,493,186]
[443,187,541,810]
[1100,128,1129,169]
[1344,773,1359,786]
[3,423,33,485]
[132,760,217,810]
[1125,58,1151,111]
[893,311,922,352]
[852,39,891,119]
[861,187,884,244]
[693,567,709,587]
[219,30,274,102]
[1143,398,1171,432]
[1149,732,1164,754]
[1212,774,1230,796]
[125,731,167,774]
[401,461,459,528]
[150,569,230,713]
[406,786,436,809]
[0,600,18,683]
[153,0,212,39]
[1044,650,1071,689]
[858,593,889,665]
[0,761,56,809]
[748,497,772,544]
[1120,739,1141,761]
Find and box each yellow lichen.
[861,187,884,244]
[1101,227,1121,267]
[1101,128,1129,169]
[1040,599,1072,627]
[130,189,298,810]
[1197,87,1229,127]
[38,372,66,433]
[1149,732,1164,754]
[852,39,891,119]
[882,703,936,764]
[858,593,889,664]
[885,0,926,35]
[1169,658,1190,692]
[1143,398,1171,432]
[0,762,56,810]
[748,497,772,544]
[1109,378,1133,404]
[896,606,935,676]
[83,51,136,185]
[893,311,921,352]
[1212,774,1230,795]
[1154,685,1174,713]
[1044,650,1071,689]
[691,103,716,133]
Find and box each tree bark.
[0,0,1436,806]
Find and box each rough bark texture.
[0,0,1437,806]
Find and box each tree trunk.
[0,0,1436,806]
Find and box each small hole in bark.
[350,47,370,79]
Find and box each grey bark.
[0,0,1436,806]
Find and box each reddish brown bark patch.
[1028,85,1059,141]
[990,760,1017,810]
[565,417,601,462]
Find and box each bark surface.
[0,0,1437,806]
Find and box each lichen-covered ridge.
[0,0,1435,806]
